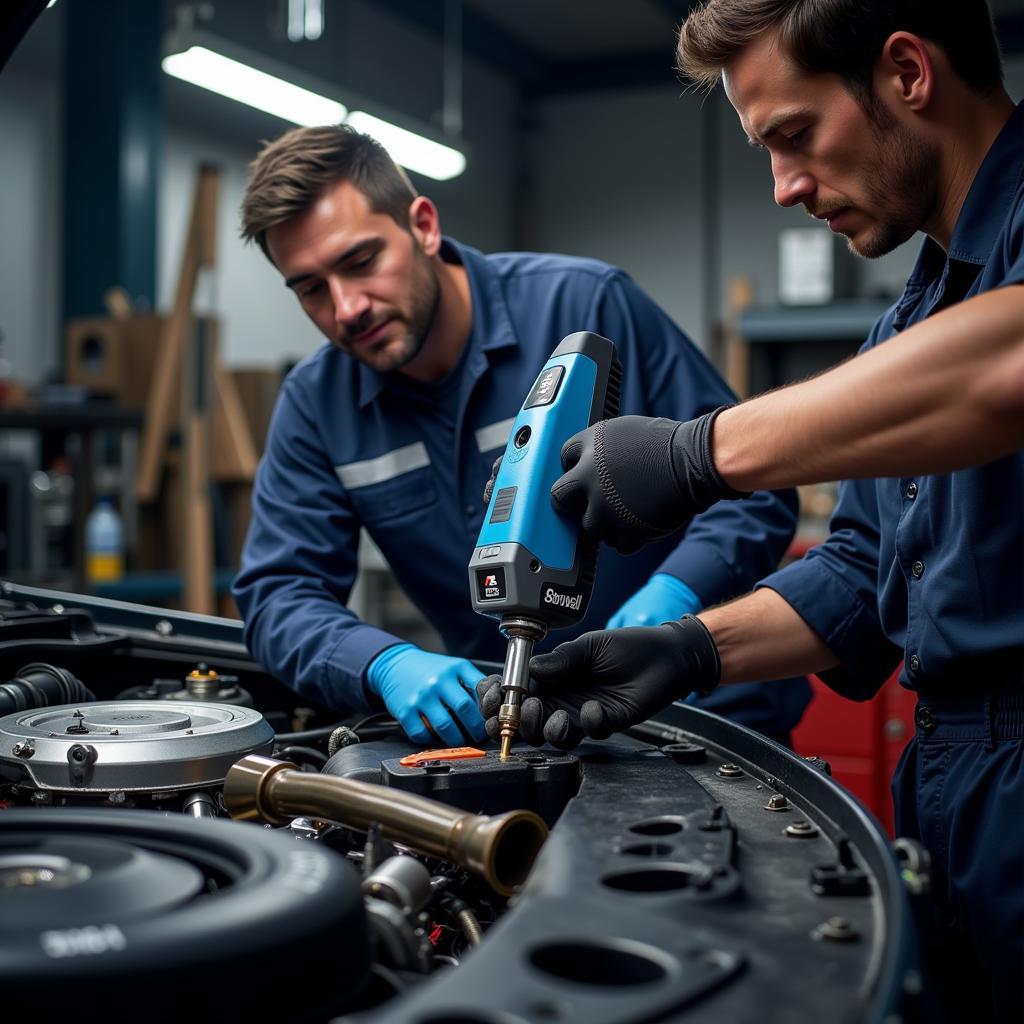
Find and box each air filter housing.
[0,700,273,800]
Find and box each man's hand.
[605,573,701,629]
[366,644,486,746]
[476,617,721,749]
[551,411,747,553]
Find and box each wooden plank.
[212,361,259,482]
[182,409,215,614]
[182,316,215,615]
[136,165,220,503]
[724,275,754,399]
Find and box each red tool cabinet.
[792,669,916,835]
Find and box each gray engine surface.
[0,700,274,796]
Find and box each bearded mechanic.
[482,2,1024,1020]
[232,124,809,750]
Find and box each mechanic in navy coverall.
[232,123,809,750]
[485,2,1023,1020]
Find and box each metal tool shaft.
[497,617,547,759]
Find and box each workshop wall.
[523,86,708,348]
[0,49,62,386]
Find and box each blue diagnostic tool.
[468,332,622,756]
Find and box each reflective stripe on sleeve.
[335,442,431,488]
[474,417,516,453]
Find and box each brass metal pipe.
[224,755,548,897]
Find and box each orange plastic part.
[398,747,487,767]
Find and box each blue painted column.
[62,0,162,322]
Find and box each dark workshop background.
[0,0,1021,614]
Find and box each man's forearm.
[714,286,1024,490]
[698,588,838,685]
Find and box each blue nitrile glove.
[606,573,702,629]
[366,644,487,746]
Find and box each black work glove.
[551,410,748,554]
[476,616,721,750]
[482,454,503,505]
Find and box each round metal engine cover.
[0,701,274,793]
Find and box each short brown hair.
[677,0,1003,100]
[240,124,418,261]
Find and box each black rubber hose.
[273,714,400,746]
[0,663,97,716]
[273,745,329,769]
[271,723,343,745]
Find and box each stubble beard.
[338,248,441,373]
[849,105,939,259]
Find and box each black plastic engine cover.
[352,718,918,1024]
[324,744,581,826]
[383,749,580,826]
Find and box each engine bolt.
[765,794,789,811]
[785,819,819,838]
[717,763,743,778]
[12,742,34,758]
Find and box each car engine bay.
[0,582,922,1024]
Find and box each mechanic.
[480,2,1023,1020]
[231,123,809,750]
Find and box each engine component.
[362,855,435,973]
[358,717,919,1024]
[115,663,255,707]
[0,808,369,1022]
[324,743,581,825]
[386,748,579,826]
[224,754,548,896]
[165,662,254,706]
[0,700,274,806]
[0,662,96,714]
[0,586,921,1022]
[363,853,434,915]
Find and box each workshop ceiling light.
[162,42,467,181]
[162,45,347,127]
[346,111,467,182]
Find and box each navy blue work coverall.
[234,237,810,740]
[759,102,1024,1020]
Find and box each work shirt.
[761,101,1024,699]
[235,238,802,723]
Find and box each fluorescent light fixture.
[347,111,467,182]
[305,0,325,42]
[162,46,346,127]
[288,0,324,42]
[162,42,467,181]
